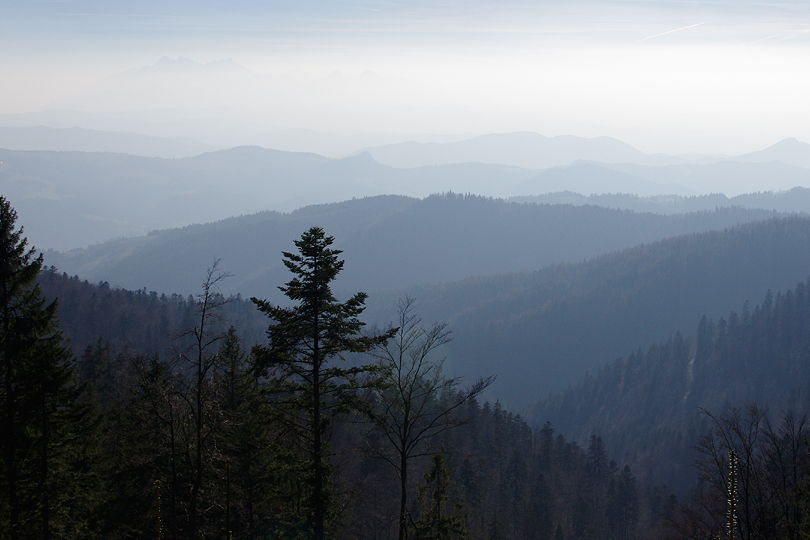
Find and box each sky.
[2,0,810,154]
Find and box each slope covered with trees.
[37,269,265,358]
[371,217,810,405]
[20,197,810,537]
[48,193,776,297]
[43,215,810,408]
[3,198,669,538]
[535,273,810,498]
[512,186,810,215]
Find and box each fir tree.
[0,196,97,537]
[251,226,395,539]
[216,326,283,538]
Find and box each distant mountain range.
[1,147,538,249]
[6,140,810,250]
[364,133,810,171]
[45,193,777,300]
[604,160,810,195]
[0,125,211,158]
[0,113,457,157]
[526,161,687,195]
[736,137,810,169]
[362,132,660,169]
[362,134,810,196]
[3,121,809,172]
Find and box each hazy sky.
[3,0,810,154]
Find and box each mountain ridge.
[46,193,778,300]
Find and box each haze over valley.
[5,1,810,538]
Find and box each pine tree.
[251,226,395,539]
[216,326,283,538]
[412,453,467,539]
[105,354,186,539]
[607,465,639,540]
[0,196,96,537]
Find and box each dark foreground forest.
[4,192,810,539]
[1,196,651,539]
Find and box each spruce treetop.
[0,196,44,306]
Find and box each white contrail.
[640,22,705,42]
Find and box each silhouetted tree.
[0,196,96,537]
[676,406,809,539]
[251,226,395,539]
[179,260,231,538]
[369,297,492,540]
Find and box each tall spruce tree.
[216,326,281,538]
[251,226,395,539]
[0,196,95,537]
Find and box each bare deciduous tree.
[676,405,809,540]
[178,259,231,538]
[368,297,493,540]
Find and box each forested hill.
[366,217,810,406]
[37,269,265,357]
[47,193,776,298]
[534,273,810,496]
[45,215,810,410]
[7,202,669,538]
[2,147,538,249]
[511,186,810,215]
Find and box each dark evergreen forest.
[36,269,265,358]
[536,272,810,537]
[4,1,810,538]
[48,212,810,406]
[8,190,810,538]
[2,197,660,538]
[373,217,810,404]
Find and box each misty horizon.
[4,2,810,538]
[3,1,810,155]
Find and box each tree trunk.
[4,358,19,539]
[40,385,50,539]
[313,353,325,540]
[312,256,325,540]
[190,362,203,538]
[168,404,178,540]
[3,299,19,539]
[399,451,408,540]
[225,459,232,540]
[247,473,255,539]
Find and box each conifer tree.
[105,354,184,538]
[413,453,467,539]
[251,226,395,539]
[216,326,282,538]
[0,196,96,537]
